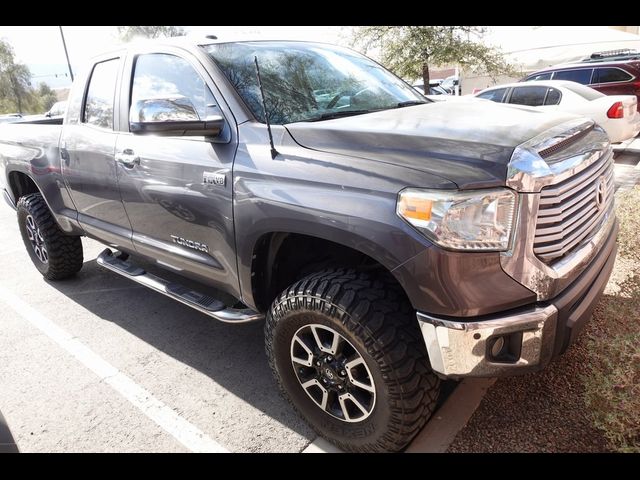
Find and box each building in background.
[451,26,640,94]
[609,26,639,35]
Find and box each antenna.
[254,56,279,160]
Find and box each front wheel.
[17,193,83,280]
[265,269,440,452]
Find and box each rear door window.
[551,69,593,85]
[83,59,119,129]
[593,67,633,84]
[476,88,508,102]
[508,86,548,106]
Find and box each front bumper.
[418,218,618,379]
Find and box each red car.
[524,51,640,110]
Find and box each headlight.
[397,188,517,251]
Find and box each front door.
[115,51,239,296]
[61,56,134,250]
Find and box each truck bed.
[0,123,63,206]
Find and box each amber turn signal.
[398,195,433,222]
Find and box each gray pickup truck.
[0,37,618,452]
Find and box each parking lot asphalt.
[0,206,318,452]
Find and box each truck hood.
[285,100,579,189]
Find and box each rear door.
[114,48,240,296]
[60,54,134,249]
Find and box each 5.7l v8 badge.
[203,171,226,186]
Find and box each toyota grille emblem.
[595,175,606,212]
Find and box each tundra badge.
[170,235,209,253]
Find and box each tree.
[0,39,32,113]
[35,82,58,112]
[118,26,185,42]
[352,26,519,94]
[0,40,64,115]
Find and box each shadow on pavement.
[45,257,316,441]
[45,252,460,447]
[613,149,640,166]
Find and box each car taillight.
[607,101,624,119]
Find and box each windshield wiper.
[395,100,428,108]
[304,110,374,122]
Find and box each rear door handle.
[115,149,140,168]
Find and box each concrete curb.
[405,378,496,453]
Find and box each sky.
[0,26,349,88]
[1,26,638,89]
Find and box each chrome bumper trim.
[417,305,558,377]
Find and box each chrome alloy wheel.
[25,214,48,264]
[290,323,376,422]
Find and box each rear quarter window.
[544,87,562,105]
[594,67,633,84]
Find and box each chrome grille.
[534,151,614,263]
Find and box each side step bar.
[96,249,264,324]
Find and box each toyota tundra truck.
[0,37,618,452]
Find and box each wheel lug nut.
[326,355,333,362]
[316,360,321,366]
[340,370,346,376]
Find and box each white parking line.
[301,437,342,453]
[0,285,229,453]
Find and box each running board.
[96,248,264,324]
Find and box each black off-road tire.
[17,193,83,280]
[265,268,440,452]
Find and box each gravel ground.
[448,149,640,453]
[446,329,611,452]
[447,251,638,453]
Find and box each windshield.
[202,41,426,124]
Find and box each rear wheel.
[265,268,440,452]
[17,193,83,280]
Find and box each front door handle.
[115,149,140,168]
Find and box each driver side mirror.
[130,96,225,137]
